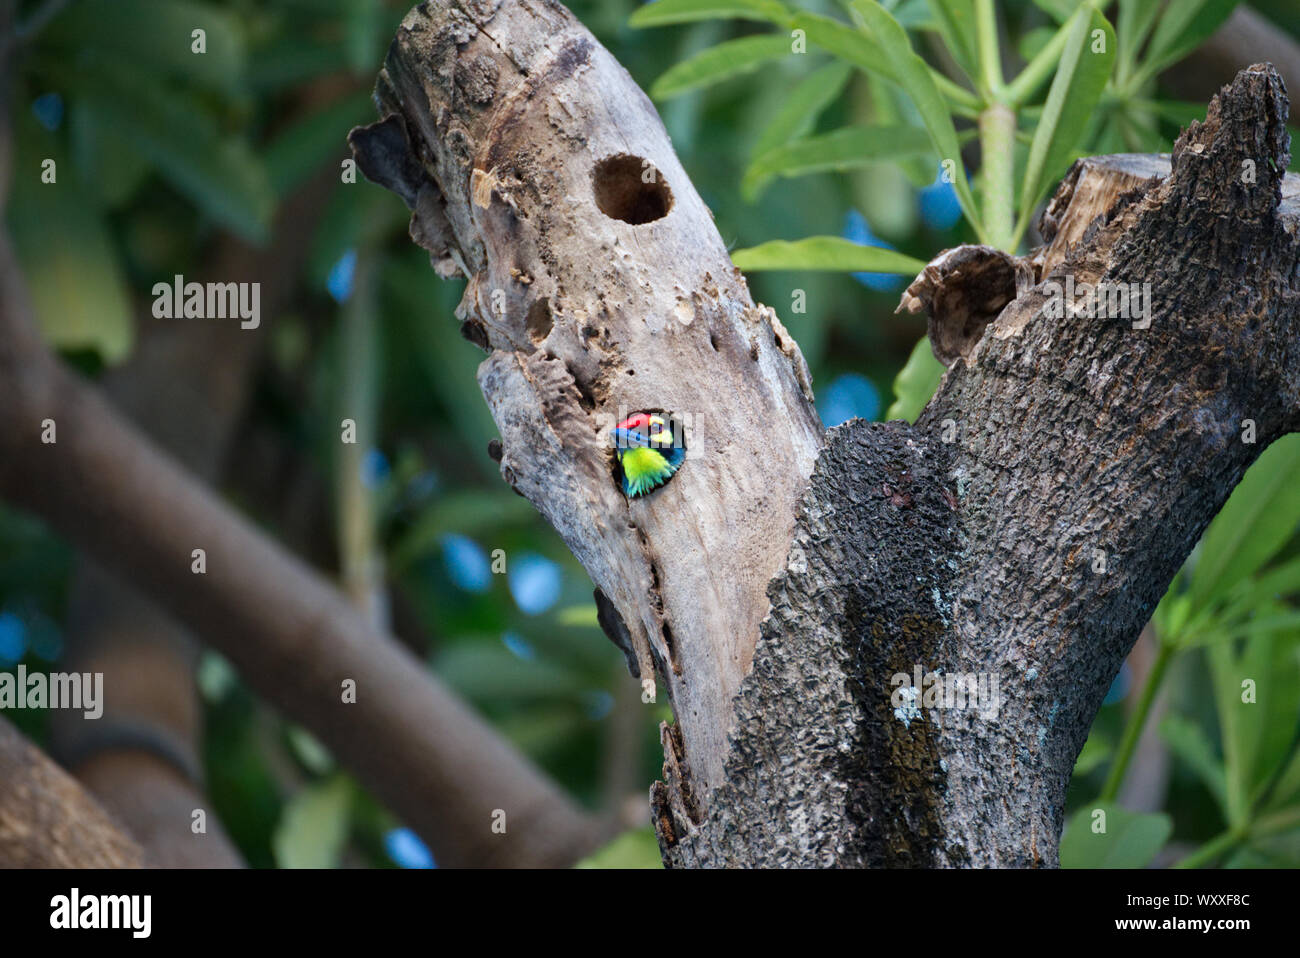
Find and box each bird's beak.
[612,427,646,449]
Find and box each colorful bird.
[612,412,685,498]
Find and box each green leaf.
[1031,0,1083,23]
[264,91,375,197]
[848,0,982,236]
[247,36,347,93]
[272,777,352,869]
[343,0,390,75]
[576,827,665,869]
[886,335,946,422]
[630,0,789,28]
[650,34,794,100]
[47,0,247,96]
[495,707,586,759]
[1265,739,1300,811]
[390,490,537,569]
[743,124,934,200]
[792,12,896,82]
[434,644,583,703]
[1016,6,1115,236]
[1116,0,1164,81]
[1017,25,1057,64]
[69,64,273,243]
[286,727,335,776]
[68,102,151,207]
[1074,730,1113,777]
[732,236,928,275]
[926,0,978,78]
[1221,558,1300,623]
[751,61,854,159]
[1160,714,1227,814]
[556,605,600,628]
[1060,803,1172,867]
[1140,0,1240,83]
[7,124,134,363]
[1235,621,1300,809]
[1191,434,1300,611]
[1144,99,1207,129]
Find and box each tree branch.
[0,715,144,867]
[0,228,604,867]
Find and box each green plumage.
[619,446,681,498]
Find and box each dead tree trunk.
[351,0,823,800]
[354,0,1299,867]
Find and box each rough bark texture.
[663,65,1300,867]
[354,0,1300,868]
[350,0,823,801]
[0,716,144,867]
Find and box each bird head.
[612,412,678,450]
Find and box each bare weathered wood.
[351,0,823,803]
[0,716,144,868]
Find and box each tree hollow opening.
[592,154,673,224]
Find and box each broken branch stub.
[350,0,823,804]
[664,64,1300,866]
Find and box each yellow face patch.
[647,415,673,445]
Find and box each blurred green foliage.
[1,0,1298,869]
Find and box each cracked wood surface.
[664,65,1300,866]
[351,0,823,801]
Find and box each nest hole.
[592,154,673,224]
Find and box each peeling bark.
[352,0,823,802]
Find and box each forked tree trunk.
[355,0,1300,868]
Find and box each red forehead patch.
[616,413,652,431]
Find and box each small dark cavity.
[661,620,681,675]
[460,318,490,351]
[526,297,553,343]
[567,364,596,411]
[592,154,674,225]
